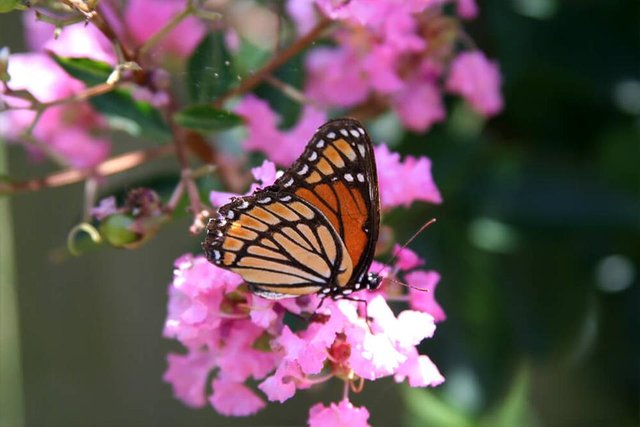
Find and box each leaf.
[402,387,474,427]
[187,33,235,103]
[480,364,536,427]
[51,55,112,86]
[89,91,171,140]
[0,0,21,13]
[254,51,305,130]
[174,105,243,132]
[52,55,171,140]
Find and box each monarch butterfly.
[203,118,382,300]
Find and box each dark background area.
[1,0,638,426]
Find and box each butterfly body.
[203,118,381,300]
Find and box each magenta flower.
[124,0,206,59]
[0,53,110,167]
[235,95,327,166]
[374,145,442,209]
[308,399,371,427]
[406,271,446,322]
[210,377,265,416]
[447,51,504,116]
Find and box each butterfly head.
[364,272,382,291]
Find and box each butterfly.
[203,118,382,300]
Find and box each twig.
[137,2,195,57]
[264,74,318,106]
[0,145,175,195]
[213,16,333,107]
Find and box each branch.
[0,145,175,195]
[213,16,333,107]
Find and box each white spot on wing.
[316,139,325,148]
[227,211,235,219]
[213,250,221,261]
[238,201,249,210]
[344,173,354,182]
[326,132,336,139]
[350,129,360,137]
[297,164,309,175]
[279,195,292,201]
[257,197,272,204]
[308,151,318,161]
[358,144,366,157]
[283,178,294,187]
[358,127,365,135]
[357,173,365,182]
[340,129,349,137]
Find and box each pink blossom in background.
[393,245,425,271]
[0,53,110,167]
[124,0,206,59]
[374,144,442,209]
[287,0,318,34]
[23,11,115,64]
[391,80,446,132]
[209,159,279,207]
[308,399,371,427]
[406,270,446,322]
[235,95,326,165]
[447,51,504,116]
[457,0,479,20]
[305,47,369,108]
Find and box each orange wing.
[273,118,380,289]
[203,191,354,299]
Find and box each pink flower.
[457,0,479,20]
[394,348,445,387]
[23,11,115,64]
[405,270,446,322]
[163,350,216,408]
[391,80,446,132]
[235,95,326,165]
[124,0,206,59]
[210,377,265,416]
[91,196,118,220]
[258,361,301,403]
[446,51,503,116]
[308,399,371,427]
[305,47,369,108]
[393,245,425,271]
[374,145,442,209]
[0,53,110,167]
[209,159,278,207]
[287,0,318,34]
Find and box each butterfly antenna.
[375,218,437,292]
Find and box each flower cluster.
[293,0,503,131]
[163,160,445,425]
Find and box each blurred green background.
[1,0,638,426]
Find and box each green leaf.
[254,51,304,130]
[0,0,21,13]
[174,105,243,132]
[187,33,235,103]
[480,364,536,427]
[89,91,171,140]
[52,55,171,140]
[51,55,112,86]
[402,387,474,427]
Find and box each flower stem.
[137,2,195,58]
[213,16,333,107]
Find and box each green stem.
[0,141,25,427]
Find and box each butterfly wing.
[273,118,380,290]
[203,191,354,299]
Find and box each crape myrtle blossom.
[164,158,445,424]
[299,0,502,131]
